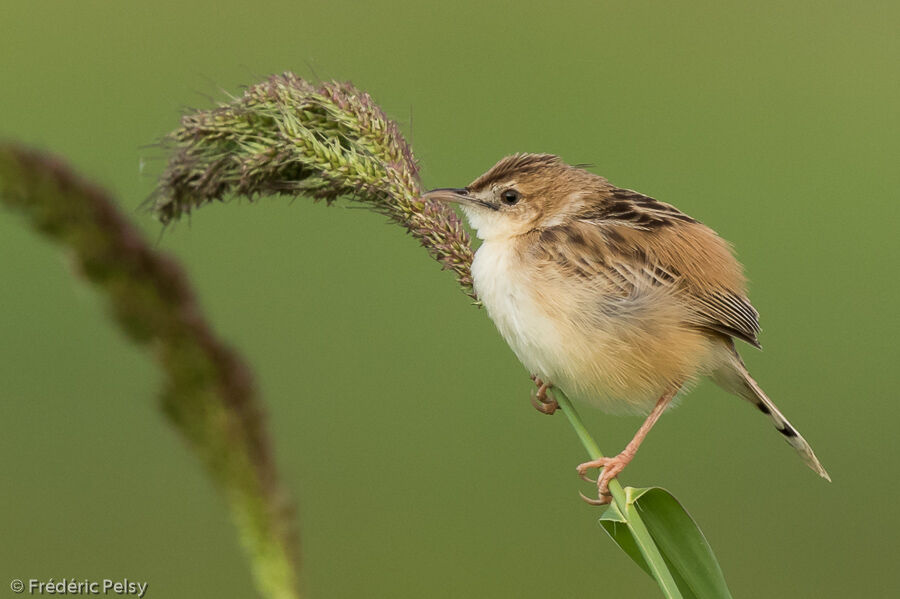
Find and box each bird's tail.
[712,347,831,482]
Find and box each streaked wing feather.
[534,217,762,347]
[690,291,761,347]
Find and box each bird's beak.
[422,187,497,211]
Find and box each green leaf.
[599,487,733,599]
[599,501,654,577]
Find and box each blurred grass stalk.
[0,145,300,599]
[152,73,731,597]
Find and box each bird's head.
[423,153,610,241]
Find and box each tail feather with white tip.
[712,346,831,482]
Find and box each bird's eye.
[500,189,520,206]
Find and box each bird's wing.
[534,194,761,347]
[683,287,761,347]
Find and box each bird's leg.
[576,388,678,505]
[529,375,559,415]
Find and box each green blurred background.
[1,1,897,597]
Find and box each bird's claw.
[529,375,559,415]
[530,389,559,415]
[576,454,630,506]
[579,491,611,506]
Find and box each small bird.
[424,153,830,504]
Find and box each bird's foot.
[575,451,635,506]
[529,375,558,415]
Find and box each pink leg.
[530,375,559,415]
[576,388,679,505]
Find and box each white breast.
[471,240,566,380]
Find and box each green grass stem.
[555,390,683,599]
